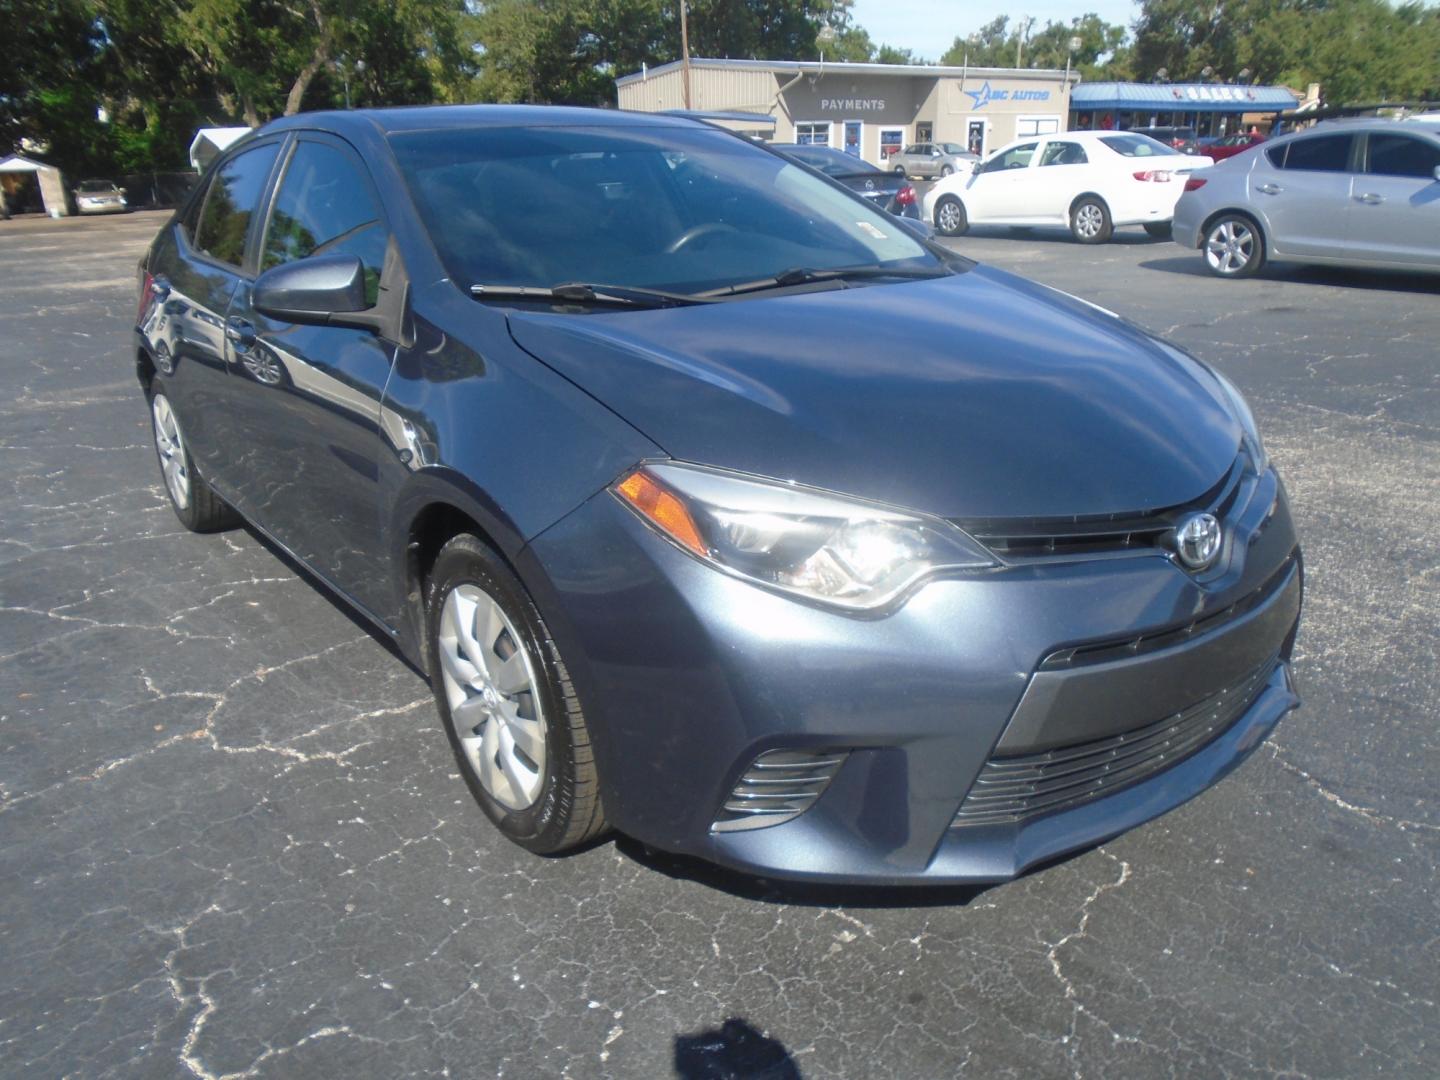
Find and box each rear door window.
[1276,135,1354,173]
[1365,134,1440,179]
[193,143,282,269]
[1040,142,1087,166]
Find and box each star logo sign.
[964,81,996,110]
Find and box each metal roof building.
[1071,82,1299,135]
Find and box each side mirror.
[894,215,935,242]
[253,254,369,326]
[1433,165,1440,183]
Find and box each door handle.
[225,317,256,347]
[1255,182,1283,195]
[1354,192,1384,205]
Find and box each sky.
[848,1,1140,62]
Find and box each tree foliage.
[1131,0,1440,104]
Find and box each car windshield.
[78,180,114,192]
[390,124,936,297]
[787,146,880,176]
[1098,134,1179,158]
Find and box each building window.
[795,122,830,146]
[1016,115,1061,138]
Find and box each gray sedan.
[1172,119,1440,277]
[892,142,978,179]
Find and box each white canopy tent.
[0,154,68,217]
[188,127,252,172]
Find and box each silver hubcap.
[1075,204,1103,237]
[937,202,961,231]
[1205,220,1254,274]
[151,394,190,510]
[438,584,547,810]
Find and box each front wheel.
[934,195,968,236]
[148,388,238,532]
[1202,214,1265,278]
[1070,198,1113,244]
[427,534,607,854]
[1143,221,1172,239]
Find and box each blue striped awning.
[1073,82,1298,113]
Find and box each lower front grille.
[712,749,849,833]
[952,656,1278,828]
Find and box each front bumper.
[522,467,1301,884]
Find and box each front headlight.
[612,462,994,612]
[1208,368,1268,473]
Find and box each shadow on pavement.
[1140,254,1440,294]
[674,1017,803,1079]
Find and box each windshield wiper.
[469,282,712,309]
[697,263,953,298]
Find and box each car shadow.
[674,1018,803,1079]
[953,224,1169,246]
[611,833,1103,908]
[1141,254,1440,294]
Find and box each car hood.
[507,265,1240,520]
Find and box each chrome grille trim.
[712,749,849,833]
[952,656,1278,828]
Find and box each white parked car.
[922,131,1212,243]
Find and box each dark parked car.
[1131,126,1202,155]
[136,106,1301,885]
[770,143,919,218]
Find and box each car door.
[1253,133,1357,258]
[222,134,400,617]
[1033,140,1091,221]
[967,141,1040,221]
[153,140,284,485]
[1348,131,1440,267]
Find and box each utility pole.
[680,0,692,110]
[1015,17,1032,69]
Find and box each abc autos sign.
[964,81,1052,109]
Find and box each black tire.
[147,386,239,532]
[426,533,607,854]
[1202,213,1266,279]
[1143,221,1172,240]
[1070,197,1113,244]
[893,165,906,177]
[940,164,955,177]
[934,195,968,236]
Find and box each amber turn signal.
[614,468,709,557]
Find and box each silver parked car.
[1172,119,1440,278]
[73,179,129,214]
[892,142,979,179]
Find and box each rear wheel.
[148,388,238,532]
[427,534,607,854]
[934,195,968,236]
[893,165,906,177]
[1070,197,1113,244]
[1202,214,1265,278]
[1143,221,1172,239]
[940,164,955,177]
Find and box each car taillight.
[1184,177,1208,192]
[1133,171,1173,182]
[896,185,916,206]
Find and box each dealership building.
[616,58,1080,164]
[616,59,1309,165]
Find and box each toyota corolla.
[134,106,1301,885]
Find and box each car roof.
[257,104,708,140]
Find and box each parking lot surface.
[2,210,1436,1078]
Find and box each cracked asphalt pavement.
[2,210,1436,1078]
